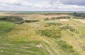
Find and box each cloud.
[58,0,85,6]
[0,0,85,11]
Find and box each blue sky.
[0,0,85,11]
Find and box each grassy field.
[0,13,85,55]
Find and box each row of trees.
[73,12,85,18]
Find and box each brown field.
[0,13,70,20]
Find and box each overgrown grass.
[60,25,79,33]
[57,40,79,55]
[0,21,49,55]
[0,15,84,55]
[39,28,61,38]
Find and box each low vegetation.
[57,40,79,55]
[47,22,63,26]
[44,16,70,21]
[0,16,24,24]
[39,28,61,38]
[60,25,79,33]
[25,20,39,23]
[0,12,85,55]
[0,21,16,34]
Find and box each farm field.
[0,12,85,55]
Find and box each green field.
[0,13,85,55]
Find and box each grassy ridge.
[0,15,85,55]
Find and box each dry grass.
[0,13,70,20]
[60,19,69,22]
[0,13,85,55]
[73,19,85,24]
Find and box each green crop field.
[0,12,85,55]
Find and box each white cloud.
[0,0,85,11]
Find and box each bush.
[60,25,79,33]
[40,28,61,38]
[0,16,24,24]
[25,20,39,23]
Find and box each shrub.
[0,16,24,24]
[25,20,39,23]
[60,25,79,33]
[40,28,61,38]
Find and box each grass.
[0,41,48,55]
[0,14,85,55]
[57,40,79,55]
[0,21,16,34]
[0,21,16,42]
[0,21,49,55]
[39,27,61,38]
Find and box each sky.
[0,0,85,11]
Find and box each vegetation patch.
[0,16,24,24]
[25,20,39,23]
[0,21,16,34]
[0,41,48,55]
[50,16,70,20]
[57,40,79,55]
[60,25,79,33]
[44,16,70,21]
[47,22,63,26]
[39,28,61,38]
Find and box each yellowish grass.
[60,19,69,22]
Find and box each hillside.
[0,13,85,55]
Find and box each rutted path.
[29,23,63,55]
[40,37,63,55]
